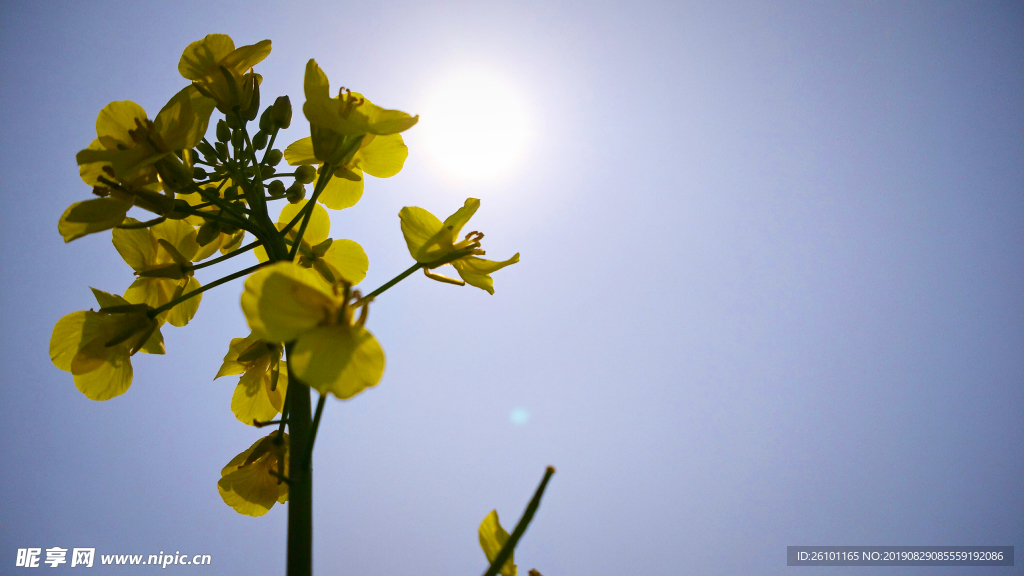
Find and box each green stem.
[115,216,165,229]
[364,262,424,301]
[189,183,253,231]
[188,240,262,272]
[286,165,333,259]
[261,128,279,166]
[147,261,269,318]
[285,343,313,576]
[303,394,327,469]
[482,467,556,576]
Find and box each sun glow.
[419,69,530,182]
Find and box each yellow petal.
[220,40,272,75]
[90,287,130,309]
[354,94,419,136]
[284,137,319,166]
[398,206,446,263]
[112,223,157,271]
[95,100,148,150]
[303,59,331,103]
[58,196,131,243]
[231,362,287,426]
[241,262,336,342]
[442,198,481,240]
[479,510,517,576]
[50,311,88,372]
[71,351,133,401]
[290,325,384,400]
[322,239,368,285]
[124,277,176,311]
[318,167,363,210]
[278,199,330,245]
[452,253,520,295]
[356,133,408,178]
[216,335,257,378]
[167,276,202,327]
[78,139,108,186]
[153,85,216,152]
[151,218,200,262]
[179,34,236,80]
[217,433,288,517]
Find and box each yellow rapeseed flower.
[112,219,202,327]
[179,34,271,114]
[61,91,213,242]
[49,288,165,401]
[75,86,215,187]
[217,432,289,517]
[399,198,519,294]
[215,334,288,426]
[241,262,384,399]
[294,59,417,209]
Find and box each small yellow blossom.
[241,262,384,399]
[479,510,517,576]
[399,198,519,294]
[112,219,202,327]
[215,334,288,426]
[179,34,271,114]
[49,288,165,401]
[294,59,417,210]
[217,432,289,517]
[254,199,368,285]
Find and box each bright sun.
[419,69,530,182]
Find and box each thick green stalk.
[285,343,313,576]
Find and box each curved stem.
[146,261,269,318]
[188,240,262,272]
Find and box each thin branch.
[482,467,557,576]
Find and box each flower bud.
[265,149,283,166]
[252,131,268,150]
[259,107,274,132]
[192,166,208,179]
[294,165,316,184]
[268,180,286,197]
[165,199,194,220]
[231,130,245,150]
[216,120,231,143]
[262,166,276,177]
[196,221,221,246]
[197,141,217,161]
[241,77,260,121]
[215,142,229,159]
[271,96,292,129]
[286,182,306,204]
[155,155,193,193]
[226,113,242,130]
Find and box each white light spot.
[420,69,530,182]
[510,407,530,426]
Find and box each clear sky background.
[1,1,1022,574]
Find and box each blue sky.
[1,1,1021,574]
